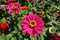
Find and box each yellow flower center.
[29,20,36,28]
[12,6,17,10]
[39,11,44,16]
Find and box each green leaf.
[19,10,28,16]
[30,36,37,40]
[46,14,52,20]
[56,6,60,11]
[38,36,41,40]
[17,21,22,30]
[6,34,13,40]
[1,18,6,22]
[24,38,29,40]
[0,35,6,40]
[57,32,60,36]
[52,20,59,26]
[40,35,44,40]
[1,0,6,2]
[11,37,16,40]
[43,28,48,36]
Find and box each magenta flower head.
[22,14,44,37]
[50,34,60,40]
[7,2,21,14]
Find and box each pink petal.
[23,28,33,35]
[26,15,33,21]
[22,20,29,24]
[26,28,33,35]
[35,26,44,31]
[36,24,44,27]
[26,16,31,21]
[32,29,38,37]
[35,28,42,34]
[8,10,13,13]
[32,33,38,37]
[22,24,29,29]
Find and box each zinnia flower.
[21,5,28,10]
[32,7,37,11]
[52,6,56,10]
[7,0,15,3]
[22,14,44,37]
[39,11,44,16]
[33,0,37,2]
[56,16,60,22]
[0,5,6,8]
[0,22,9,34]
[39,2,43,5]
[49,27,57,34]
[50,34,60,40]
[53,12,59,17]
[26,0,30,2]
[7,2,21,14]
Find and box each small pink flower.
[26,0,30,2]
[0,5,6,8]
[33,0,37,2]
[53,12,59,16]
[32,7,37,11]
[22,14,44,37]
[39,2,43,5]
[52,7,56,10]
[7,2,21,14]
